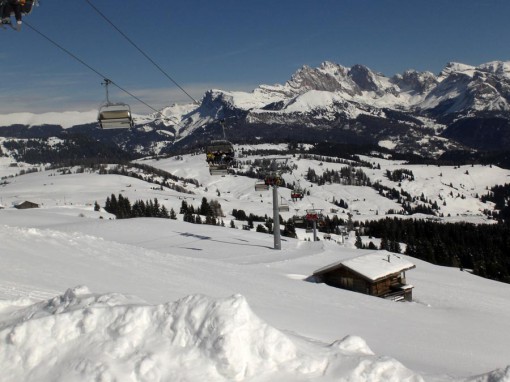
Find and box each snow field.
[0,286,425,382]
[1,151,510,380]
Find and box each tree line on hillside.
[3,136,134,165]
[481,183,510,224]
[360,217,510,283]
[180,198,225,226]
[299,152,374,168]
[386,168,415,182]
[178,200,296,237]
[306,166,371,187]
[104,194,176,219]
[99,164,196,194]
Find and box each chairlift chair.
[97,79,134,130]
[293,216,304,224]
[21,0,38,15]
[255,182,269,191]
[291,190,304,200]
[206,140,235,176]
[209,166,228,176]
[2,0,38,18]
[206,140,234,154]
[306,212,319,221]
[264,172,282,187]
[278,197,290,212]
[98,104,134,129]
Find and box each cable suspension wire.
[24,21,163,116]
[84,0,199,105]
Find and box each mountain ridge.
[1,60,510,158]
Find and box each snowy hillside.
[1,150,510,381]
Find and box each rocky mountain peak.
[286,64,347,94]
[347,64,379,92]
[439,62,475,79]
[393,70,438,94]
[478,61,510,78]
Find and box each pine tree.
[200,197,211,216]
[256,224,268,233]
[153,198,160,216]
[380,236,389,250]
[160,205,169,218]
[180,200,188,214]
[355,234,363,249]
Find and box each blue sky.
[1,0,509,114]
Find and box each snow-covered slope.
[1,152,510,381]
[1,147,508,225]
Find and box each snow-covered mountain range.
[165,60,510,155]
[1,61,510,157]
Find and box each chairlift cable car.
[23,2,194,127]
[278,196,290,212]
[206,119,235,175]
[1,0,38,31]
[24,22,166,122]
[291,181,304,201]
[97,79,134,130]
[255,181,269,191]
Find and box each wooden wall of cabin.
[370,273,403,297]
[320,268,370,294]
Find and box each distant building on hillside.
[14,201,40,209]
[312,251,415,301]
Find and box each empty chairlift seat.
[98,104,134,129]
[255,182,269,191]
[278,197,290,212]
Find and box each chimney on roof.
[387,254,391,263]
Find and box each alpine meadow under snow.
[1,147,510,381]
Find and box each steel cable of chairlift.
[83,0,198,105]
[24,21,166,117]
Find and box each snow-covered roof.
[314,251,415,282]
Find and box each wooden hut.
[14,201,40,209]
[313,251,415,301]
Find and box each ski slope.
[0,153,510,381]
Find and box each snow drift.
[0,286,424,382]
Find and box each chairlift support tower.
[272,185,282,250]
[254,157,291,250]
[306,208,323,242]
